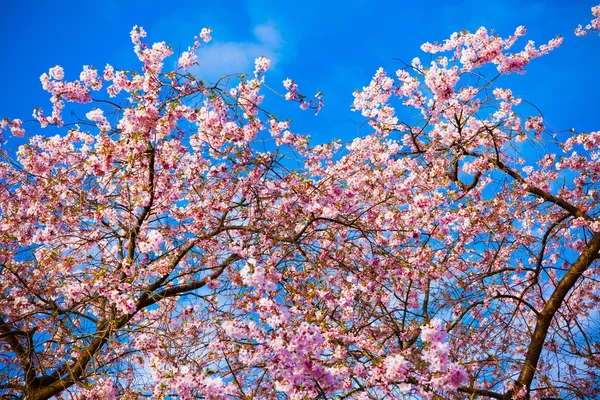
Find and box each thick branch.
[515,231,600,394]
[490,157,590,221]
[0,320,36,387]
[127,145,156,263]
[458,386,504,399]
[465,150,591,221]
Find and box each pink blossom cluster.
[254,55,271,78]
[239,258,278,292]
[137,229,164,253]
[149,359,232,400]
[178,27,212,70]
[72,378,118,400]
[85,108,111,132]
[1,14,600,400]
[199,27,212,43]
[35,65,97,126]
[4,118,25,137]
[576,5,600,36]
[178,51,198,69]
[283,78,324,114]
[420,26,562,75]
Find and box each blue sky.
[1,0,598,147]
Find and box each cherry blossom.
[0,8,599,400]
[576,5,600,36]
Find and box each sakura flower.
[8,119,25,137]
[200,27,212,43]
[138,230,164,253]
[49,65,64,80]
[179,51,198,69]
[384,354,409,381]
[103,64,115,81]
[254,56,271,78]
[86,108,111,132]
[575,5,600,36]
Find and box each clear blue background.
[1,0,598,147]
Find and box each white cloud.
[191,21,283,82]
[253,22,283,49]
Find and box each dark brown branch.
[515,231,600,394]
[0,319,36,388]
[458,386,505,399]
[450,156,482,192]
[492,292,540,317]
[127,145,156,264]
[136,254,241,308]
[490,156,590,221]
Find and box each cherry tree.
[1,5,599,400]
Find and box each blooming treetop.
[0,4,599,400]
[576,5,600,36]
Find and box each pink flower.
[130,25,147,44]
[525,115,544,135]
[103,64,115,81]
[575,5,600,36]
[445,364,468,389]
[178,51,197,69]
[205,277,220,289]
[200,27,212,43]
[49,65,64,80]
[423,342,450,372]
[384,354,409,381]
[254,56,271,77]
[80,65,98,86]
[421,319,447,343]
[86,108,111,132]
[138,230,164,253]
[8,119,25,137]
[86,109,104,122]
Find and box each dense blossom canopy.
[0,5,599,400]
